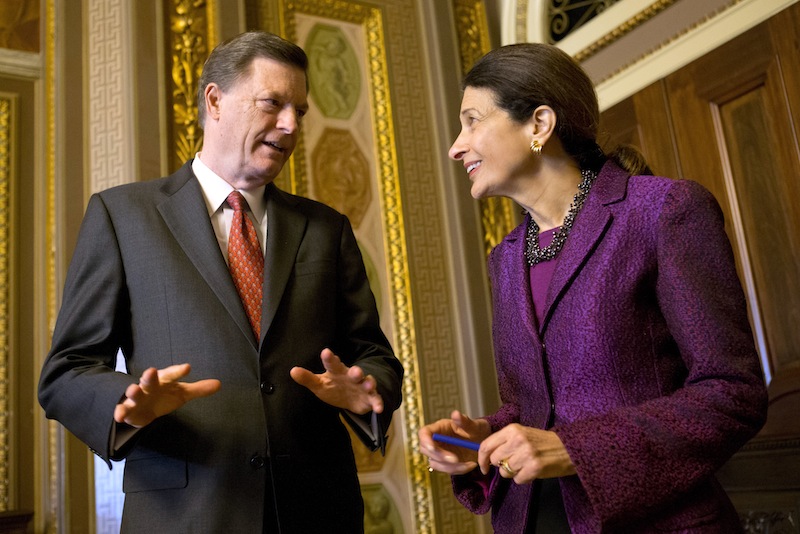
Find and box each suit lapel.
[157,165,257,347]
[261,184,307,344]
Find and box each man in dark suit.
[38,31,403,533]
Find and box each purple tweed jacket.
[453,161,767,533]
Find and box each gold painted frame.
[0,94,12,513]
[278,1,430,531]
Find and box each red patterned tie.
[227,191,264,339]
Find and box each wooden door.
[600,4,800,531]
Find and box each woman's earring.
[530,139,543,155]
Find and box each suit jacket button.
[250,454,265,469]
[261,382,275,394]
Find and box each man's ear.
[204,83,222,121]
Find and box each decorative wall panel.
[280,4,420,531]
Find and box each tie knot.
[227,191,249,212]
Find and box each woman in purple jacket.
[419,43,767,533]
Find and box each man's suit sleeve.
[38,193,137,461]
[334,215,404,453]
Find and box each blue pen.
[432,433,481,451]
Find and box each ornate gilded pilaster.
[453,0,491,73]
[0,95,11,513]
[453,0,518,256]
[44,0,58,529]
[166,0,218,170]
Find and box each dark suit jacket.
[453,161,767,533]
[38,161,403,533]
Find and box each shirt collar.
[192,155,266,223]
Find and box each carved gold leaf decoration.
[168,0,209,170]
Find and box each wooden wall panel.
[664,4,800,390]
[599,81,680,179]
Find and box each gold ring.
[499,458,516,476]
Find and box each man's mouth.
[263,140,285,153]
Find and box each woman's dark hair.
[197,31,308,128]
[464,43,650,175]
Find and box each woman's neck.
[518,163,583,231]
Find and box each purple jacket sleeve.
[555,180,767,525]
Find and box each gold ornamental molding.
[167,0,218,170]
[0,95,12,513]
[453,0,492,73]
[279,1,430,531]
[453,0,518,256]
[590,0,743,86]
[572,0,679,62]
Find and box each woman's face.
[449,86,535,200]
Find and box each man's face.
[205,57,308,190]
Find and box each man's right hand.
[113,364,221,428]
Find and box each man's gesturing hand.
[114,363,221,428]
[290,348,384,415]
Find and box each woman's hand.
[478,423,576,484]
[419,410,492,475]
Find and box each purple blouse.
[528,226,571,532]
[529,227,559,329]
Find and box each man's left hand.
[290,348,384,415]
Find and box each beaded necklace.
[524,168,597,266]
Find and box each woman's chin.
[470,184,486,200]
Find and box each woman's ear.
[529,105,557,145]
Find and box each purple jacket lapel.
[499,223,540,342]
[542,162,630,331]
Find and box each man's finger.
[185,379,222,399]
[157,363,192,383]
[320,349,348,374]
[371,396,384,414]
[138,368,158,393]
[360,375,377,391]
[348,366,365,383]
[289,366,319,389]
